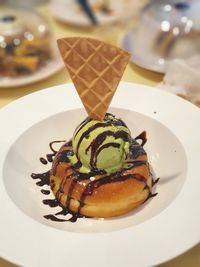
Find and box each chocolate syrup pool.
[31,132,159,223]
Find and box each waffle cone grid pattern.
[58,37,130,120]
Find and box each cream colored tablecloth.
[0,4,199,267]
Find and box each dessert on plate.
[31,37,158,221]
[50,113,153,218]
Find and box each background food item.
[0,8,53,77]
[70,113,131,174]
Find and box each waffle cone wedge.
[57,37,130,121]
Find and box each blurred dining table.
[0,3,199,267]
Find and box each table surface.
[0,3,199,267]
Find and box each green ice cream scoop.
[69,113,132,174]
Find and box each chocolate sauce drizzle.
[31,171,50,186]
[41,189,50,195]
[31,131,159,223]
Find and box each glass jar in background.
[123,0,200,72]
[0,7,53,78]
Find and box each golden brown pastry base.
[50,143,153,218]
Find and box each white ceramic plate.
[0,43,64,88]
[49,0,135,27]
[0,82,200,267]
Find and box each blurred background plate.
[49,0,137,27]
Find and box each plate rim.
[0,81,200,267]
